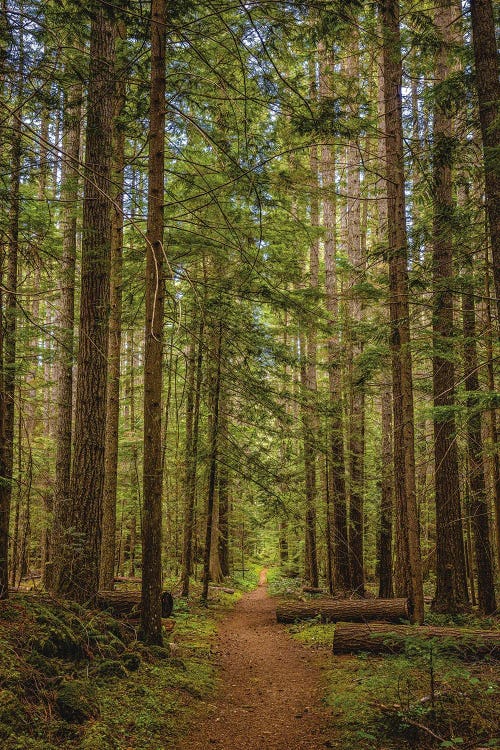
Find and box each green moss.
[0,579,243,748]
[30,611,85,659]
[289,621,336,648]
[0,689,29,739]
[147,645,171,660]
[119,652,141,671]
[80,721,117,750]
[56,680,100,723]
[94,660,128,679]
[3,738,58,750]
[26,652,59,677]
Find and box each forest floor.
[179,568,334,750]
[1,571,498,749]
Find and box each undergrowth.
[266,569,303,597]
[288,619,500,750]
[0,578,247,750]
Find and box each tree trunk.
[300,325,319,588]
[462,255,496,614]
[100,41,126,591]
[141,0,167,645]
[276,598,410,624]
[54,9,116,604]
[378,384,394,598]
[218,397,230,578]
[300,73,320,588]
[431,0,468,614]
[202,322,223,603]
[379,0,424,623]
[49,73,82,591]
[320,46,350,593]
[469,0,500,326]
[376,42,394,601]
[345,34,365,596]
[181,313,204,597]
[0,82,22,599]
[484,250,500,568]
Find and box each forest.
[0,0,499,749]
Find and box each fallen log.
[209,585,235,595]
[332,622,500,657]
[96,590,173,618]
[114,576,141,584]
[276,598,410,624]
[302,587,325,594]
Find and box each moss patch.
[0,579,248,749]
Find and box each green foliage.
[267,569,303,597]
[288,621,500,749]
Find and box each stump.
[276,598,410,624]
[96,590,173,618]
[332,622,500,657]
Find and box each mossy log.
[332,622,500,657]
[276,598,410,624]
[96,590,173,618]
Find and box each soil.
[179,569,333,749]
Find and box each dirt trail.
[179,569,332,749]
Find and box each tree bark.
[218,397,230,578]
[54,9,116,604]
[181,313,204,597]
[431,0,468,614]
[379,0,424,623]
[0,72,22,599]
[202,322,223,603]
[462,255,496,614]
[376,42,394,601]
[333,622,500,657]
[276,598,410,624]
[469,0,500,326]
[320,46,350,594]
[100,37,126,591]
[141,0,167,644]
[483,250,500,569]
[345,33,365,596]
[378,384,394,598]
[300,71,320,588]
[49,76,82,591]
